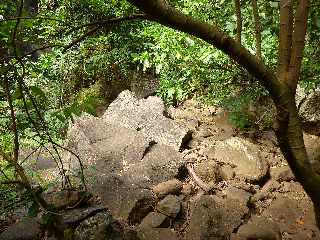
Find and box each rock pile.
[2,91,320,240]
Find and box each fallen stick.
[186,161,211,192]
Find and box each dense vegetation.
[1,0,320,231]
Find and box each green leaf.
[270,2,278,8]
[30,86,47,101]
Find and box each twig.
[2,16,65,22]
[0,166,10,180]
[19,145,41,165]
[52,142,87,190]
[62,27,100,52]
[64,13,148,35]
[185,160,211,192]
[0,180,25,186]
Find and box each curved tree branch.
[127,0,284,101]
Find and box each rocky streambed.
[1,90,320,240]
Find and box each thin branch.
[64,13,148,35]
[0,166,10,180]
[0,180,26,186]
[15,71,70,188]
[2,16,65,23]
[19,145,41,165]
[52,142,87,190]
[63,27,100,53]
[10,0,24,163]
[186,161,211,192]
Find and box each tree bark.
[128,0,320,228]
[234,0,242,44]
[288,0,310,92]
[278,0,293,80]
[251,0,261,59]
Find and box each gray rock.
[42,190,89,210]
[94,221,128,240]
[237,216,281,240]
[270,165,295,182]
[93,175,156,225]
[194,159,223,183]
[65,115,150,171]
[295,84,307,107]
[63,113,185,223]
[304,133,320,168]
[299,89,320,123]
[0,217,42,240]
[220,165,235,180]
[193,124,214,139]
[175,118,199,132]
[186,195,248,240]
[103,90,191,150]
[156,195,181,218]
[208,137,269,183]
[139,212,170,229]
[261,196,320,237]
[75,210,140,240]
[223,186,251,205]
[152,179,183,198]
[125,144,185,186]
[251,180,279,202]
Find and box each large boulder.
[63,110,186,222]
[64,114,150,170]
[103,90,191,150]
[125,144,185,186]
[186,195,248,240]
[206,137,269,183]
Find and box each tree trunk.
[273,88,320,227]
[234,0,242,44]
[278,0,293,81]
[251,0,261,59]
